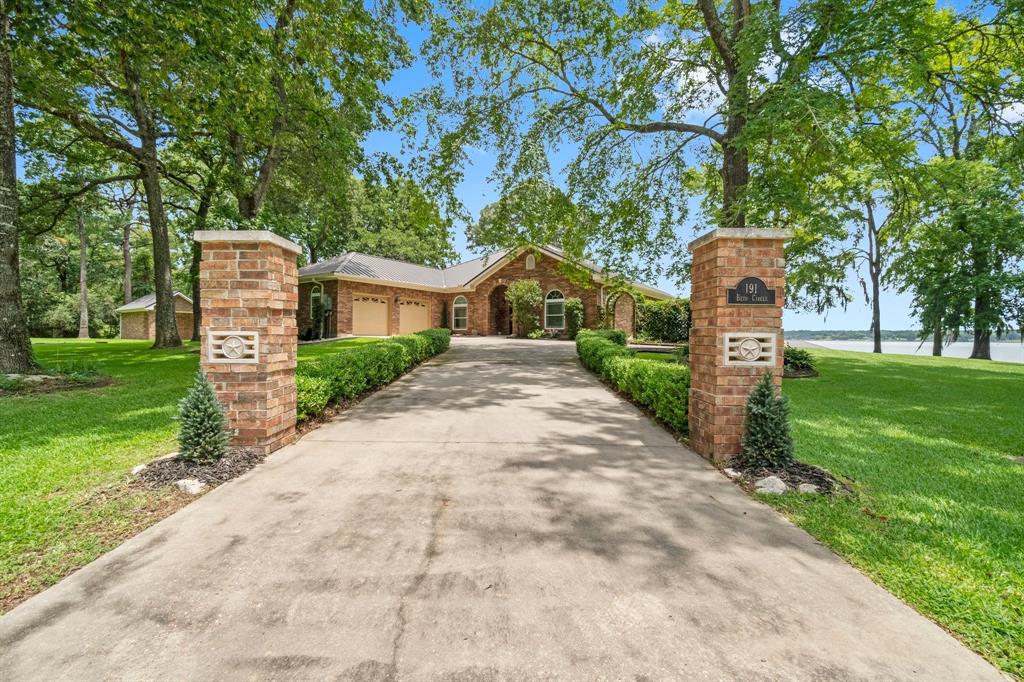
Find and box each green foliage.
[576,332,690,433]
[177,370,229,464]
[783,347,816,372]
[578,328,627,347]
[604,357,690,433]
[636,299,690,343]
[415,328,452,355]
[575,331,633,376]
[739,373,794,470]
[505,279,542,337]
[295,329,451,422]
[526,329,544,339]
[565,297,584,340]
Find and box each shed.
[115,292,194,340]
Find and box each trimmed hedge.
[576,330,690,433]
[296,328,451,422]
[578,327,627,346]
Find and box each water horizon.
[802,340,1024,364]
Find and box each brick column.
[687,228,792,463]
[195,230,300,455]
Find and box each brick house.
[297,245,671,338]
[115,291,194,340]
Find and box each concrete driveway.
[0,338,1002,680]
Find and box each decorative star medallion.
[738,337,762,362]
[221,335,246,359]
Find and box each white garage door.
[399,299,431,335]
[352,294,389,336]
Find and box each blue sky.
[365,23,920,331]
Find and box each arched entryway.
[489,285,512,335]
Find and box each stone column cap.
[195,230,302,255]
[688,228,794,253]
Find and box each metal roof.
[115,291,191,313]
[299,247,673,298]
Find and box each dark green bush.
[636,298,691,343]
[177,371,229,463]
[578,328,627,346]
[605,357,690,432]
[416,327,451,355]
[783,346,815,372]
[739,372,794,469]
[576,333,690,433]
[576,332,633,375]
[296,328,451,422]
[565,297,584,339]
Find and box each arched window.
[452,295,468,331]
[545,290,565,330]
[310,284,322,317]
[525,253,536,270]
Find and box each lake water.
[805,340,1024,364]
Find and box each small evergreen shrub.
[739,372,794,469]
[565,297,585,339]
[178,371,230,463]
[527,328,545,339]
[783,346,815,372]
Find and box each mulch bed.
[0,375,113,397]
[783,367,819,379]
[137,448,266,489]
[731,460,852,495]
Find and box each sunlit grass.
[777,349,1024,678]
[0,336,379,611]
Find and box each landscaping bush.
[578,327,627,346]
[576,331,633,375]
[416,327,451,355]
[576,332,691,433]
[505,279,542,336]
[636,298,691,343]
[565,297,584,339]
[295,328,451,422]
[783,346,816,372]
[177,371,229,463]
[605,357,690,432]
[739,372,794,469]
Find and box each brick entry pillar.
[195,230,301,455]
[687,228,792,463]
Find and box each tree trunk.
[122,222,132,304]
[970,325,992,360]
[870,275,881,354]
[865,200,882,354]
[721,131,748,229]
[932,320,942,357]
[0,10,36,373]
[123,53,180,348]
[76,206,89,338]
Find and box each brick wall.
[687,230,789,463]
[120,311,149,339]
[457,251,601,336]
[612,293,636,338]
[197,232,299,455]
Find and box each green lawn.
[634,351,677,362]
[779,349,1024,678]
[0,337,377,611]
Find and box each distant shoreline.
[786,330,1022,342]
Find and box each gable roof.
[115,291,192,314]
[299,246,673,299]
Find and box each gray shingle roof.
[298,246,673,298]
[115,291,191,313]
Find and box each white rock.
[131,464,147,475]
[754,475,788,494]
[723,467,742,479]
[797,483,819,494]
[176,478,207,495]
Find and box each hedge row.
[575,329,690,433]
[296,328,451,421]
